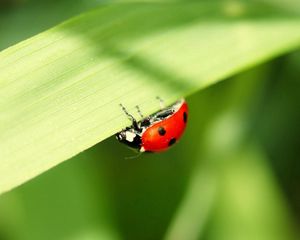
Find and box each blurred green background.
[0,1,299,240]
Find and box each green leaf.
[1,1,300,195]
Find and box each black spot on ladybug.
[168,138,176,146]
[158,126,166,136]
[183,112,188,123]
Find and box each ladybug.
[116,98,188,152]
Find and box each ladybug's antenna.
[119,104,139,130]
[156,96,165,109]
[135,105,144,118]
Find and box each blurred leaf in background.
[0,0,101,49]
[0,0,300,240]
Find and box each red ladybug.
[116,99,188,152]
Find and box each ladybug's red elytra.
[116,99,188,152]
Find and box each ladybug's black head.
[116,130,142,150]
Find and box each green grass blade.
[1,1,300,195]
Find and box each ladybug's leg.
[135,105,144,118]
[156,96,165,109]
[135,105,152,128]
[119,104,140,131]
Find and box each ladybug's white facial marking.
[125,131,136,142]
